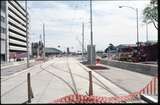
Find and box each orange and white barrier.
[139,76,158,95]
[50,77,158,103]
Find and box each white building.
[1,1,30,62]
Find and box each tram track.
[1,63,45,97]
[39,64,76,95]
[49,57,117,97]
[1,60,57,97]
[1,61,43,82]
[50,63,117,96]
[76,61,145,103]
[66,57,78,94]
[76,61,118,96]
[1,57,143,103]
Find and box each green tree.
[143,0,158,30]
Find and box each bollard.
[153,77,156,95]
[89,71,93,96]
[150,80,152,95]
[27,73,31,103]
[27,73,34,103]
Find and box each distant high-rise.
[67,47,70,54]
[0,1,30,62]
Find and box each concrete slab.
[94,64,155,93]
[1,57,136,104]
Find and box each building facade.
[1,1,7,62]
[1,1,30,62]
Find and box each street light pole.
[136,8,139,46]
[43,24,45,61]
[146,21,148,42]
[82,22,84,61]
[119,6,139,47]
[25,0,29,68]
[90,0,93,65]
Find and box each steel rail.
[1,61,43,82]
[1,64,44,97]
[50,63,115,95]
[39,65,76,95]
[66,57,78,94]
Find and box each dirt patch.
[86,65,109,70]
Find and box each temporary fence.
[50,76,158,103]
[96,58,101,64]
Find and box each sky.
[20,0,157,52]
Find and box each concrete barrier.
[101,59,157,76]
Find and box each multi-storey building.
[1,1,30,62]
[1,1,7,62]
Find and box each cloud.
[27,1,157,52]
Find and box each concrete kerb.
[1,60,35,69]
[76,60,129,96]
[101,59,157,76]
[1,61,43,82]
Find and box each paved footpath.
[94,64,158,102]
[94,64,155,93]
[1,57,131,104]
[1,59,39,77]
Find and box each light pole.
[43,24,46,61]
[90,0,94,65]
[82,22,84,61]
[145,21,148,42]
[119,6,139,47]
[25,0,29,68]
[142,21,149,42]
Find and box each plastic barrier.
[50,77,158,103]
[139,76,158,95]
[96,58,101,64]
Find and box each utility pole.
[25,0,29,68]
[43,24,45,61]
[82,22,84,61]
[136,8,139,47]
[40,34,42,42]
[146,21,148,42]
[90,0,93,65]
[37,34,41,58]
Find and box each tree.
[143,0,158,30]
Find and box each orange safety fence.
[96,58,101,64]
[50,76,158,103]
